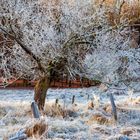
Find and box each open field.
[0,87,140,139]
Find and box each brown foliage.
[87,113,112,125]
[95,0,140,26]
[44,103,77,118]
[88,101,94,110]
[25,120,47,137]
[120,128,134,136]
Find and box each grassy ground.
[0,87,140,139]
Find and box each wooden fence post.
[72,95,75,104]
[87,94,90,101]
[110,93,117,122]
[31,101,40,119]
[55,98,59,106]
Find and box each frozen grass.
[0,87,140,139]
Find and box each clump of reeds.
[86,113,112,125]
[44,101,78,118]
[25,119,48,138]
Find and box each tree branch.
[0,26,45,73]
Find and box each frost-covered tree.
[0,0,94,109]
[0,0,140,109]
[84,0,140,89]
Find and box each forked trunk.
[34,76,50,110]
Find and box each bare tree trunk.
[34,77,50,110]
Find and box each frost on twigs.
[0,0,139,90]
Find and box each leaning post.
[31,101,40,119]
[109,93,117,122]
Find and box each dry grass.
[25,119,48,138]
[103,104,112,114]
[120,127,134,136]
[1,88,140,139]
[86,113,113,125]
[44,102,78,118]
[87,100,94,110]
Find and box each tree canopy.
[0,0,140,89]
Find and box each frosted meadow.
[0,0,140,139]
[0,86,140,139]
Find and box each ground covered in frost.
[0,86,140,140]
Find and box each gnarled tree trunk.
[34,76,50,110]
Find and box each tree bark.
[34,77,50,110]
